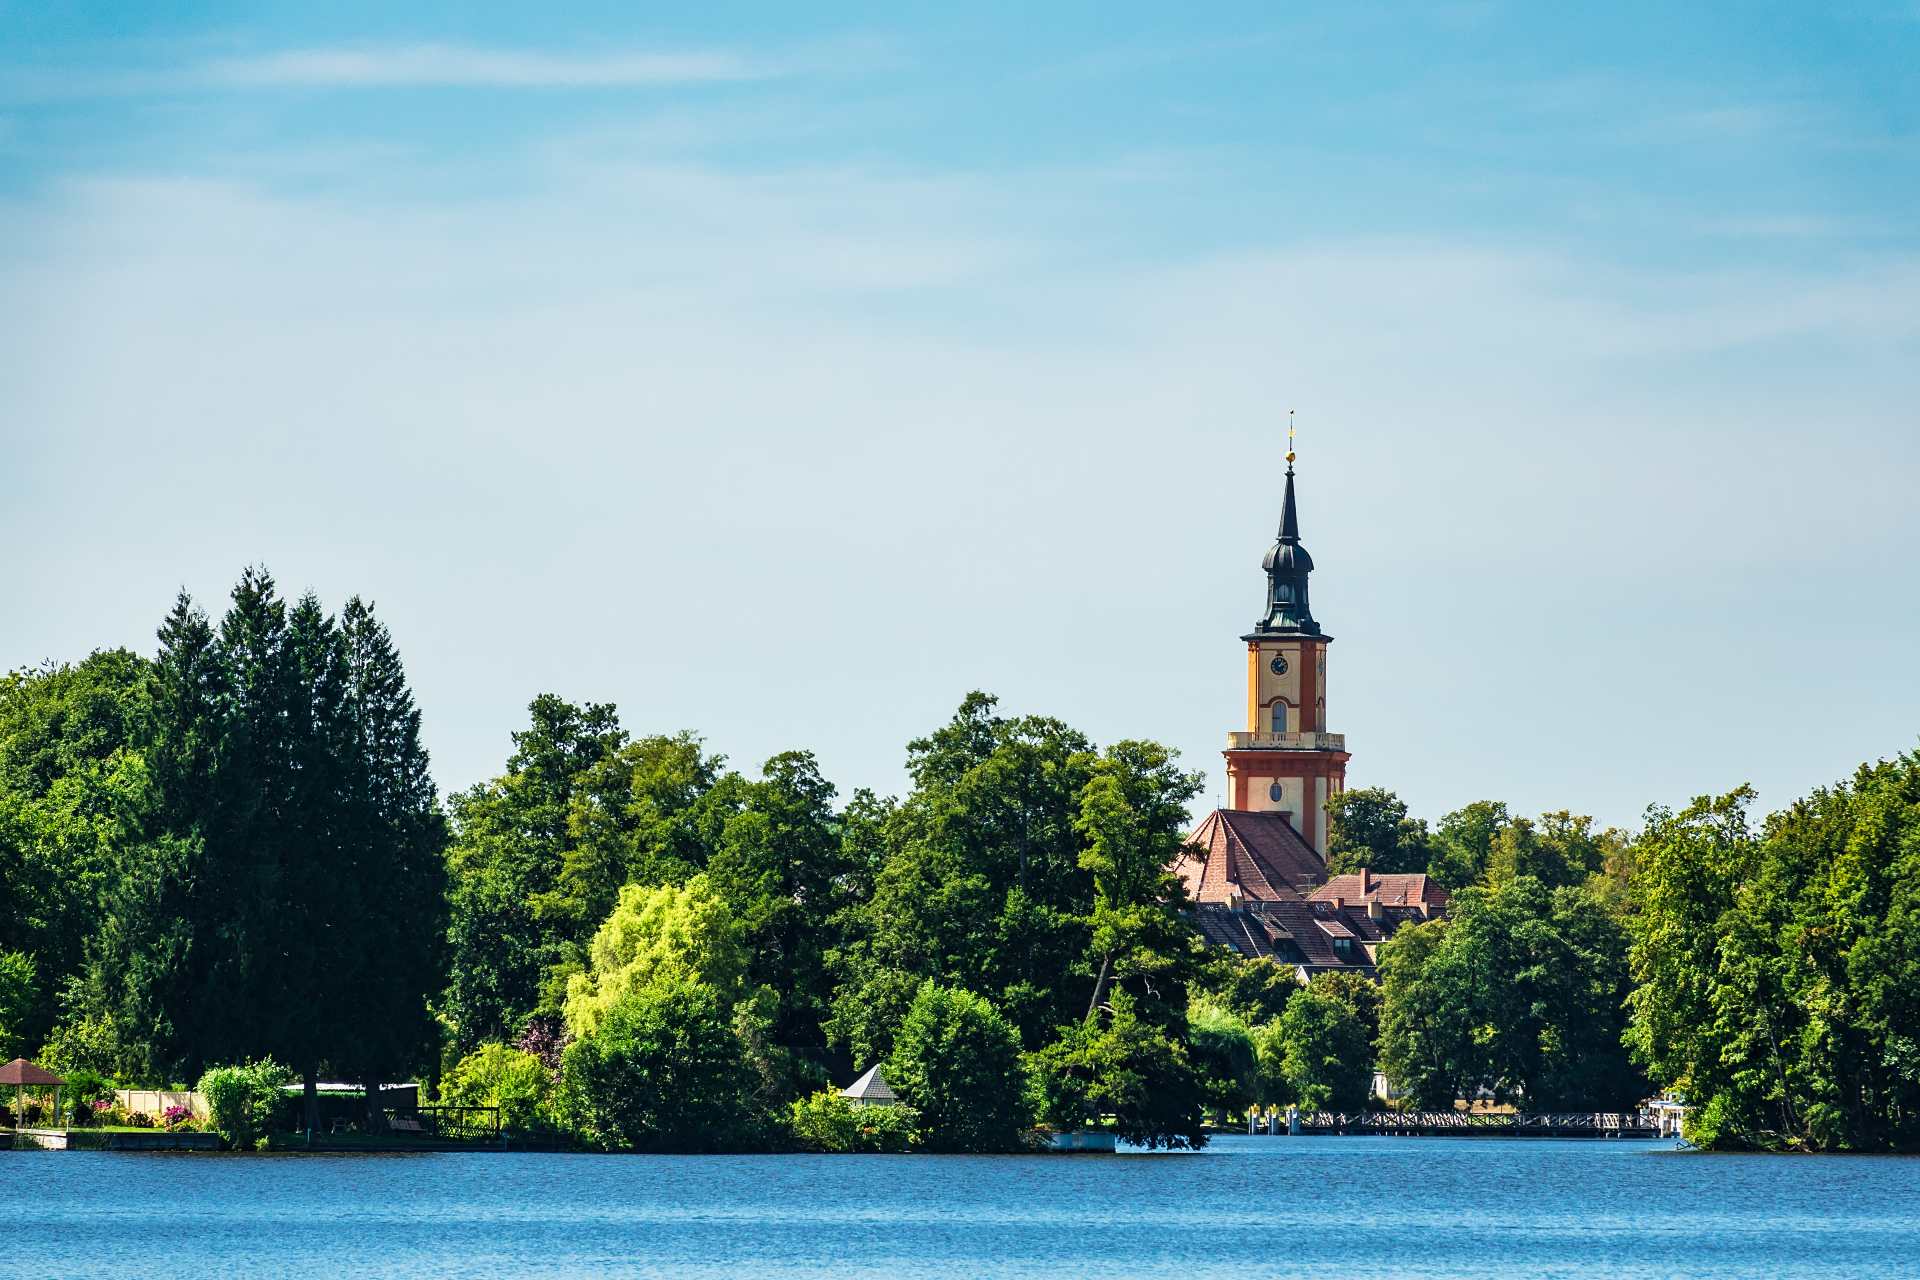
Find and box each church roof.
[1171,808,1328,904]
[839,1065,897,1104]
[1191,900,1392,972]
[1309,872,1450,911]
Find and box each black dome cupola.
[1253,431,1322,637]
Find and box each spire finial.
[1286,410,1296,467]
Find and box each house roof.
[1308,872,1450,910]
[0,1058,63,1086]
[839,1065,897,1103]
[1192,900,1390,972]
[1171,809,1327,904]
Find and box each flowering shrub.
[129,1111,157,1129]
[516,1015,570,1077]
[162,1105,192,1130]
[67,1098,114,1128]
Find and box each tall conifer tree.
[85,574,447,1106]
[340,596,447,1119]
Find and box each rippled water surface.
[12,1135,1919,1278]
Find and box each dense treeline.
[438,690,1214,1150]
[1331,769,1920,1151]
[0,570,444,1129]
[1626,765,1920,1151]
[3,570,1915,1152]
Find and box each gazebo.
[0,1058,64,1128]
[838,1065,898,1109]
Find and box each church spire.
[1255,412,1321,636]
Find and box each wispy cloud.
[202,44,772,89]
[0,39,890,100]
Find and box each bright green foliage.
[1628,759,1920,1151]
[563,732,731,938]
[1378,876,1641,1110]
[1187,1001,1259,1118]
[563,875,746,1037]
[1251,1018,1293,1105]
[438,1043,555,1132]
[557,979,762,1152]
[0,650,152,1057]
[1275,971,1379,1113]
[788,1090,917,1153]
[443,699,732,1049]
[35,1011,120,1079]
[197,1059,292,1149]
[0,950,35,1059]
[1325,787,1431,876]
[886,982,1031,1152]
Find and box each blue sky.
[3,2,1916,828]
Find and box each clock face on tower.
[1269,654,1289,675]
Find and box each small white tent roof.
[838,1064,897,1103]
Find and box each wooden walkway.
[1266,1110,1661,1138]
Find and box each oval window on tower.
[1269,783,1284,804]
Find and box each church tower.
[1223,422,1349,855]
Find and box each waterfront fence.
[115,1089,208,1119]
[1280,1110,1660,1137]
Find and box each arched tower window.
[1271,702,1287,734]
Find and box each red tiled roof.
[1308,872,1450,910]
[1170,809,1327,904]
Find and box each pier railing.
[391,1105,501,1141]
[1278,1110,1659,1138]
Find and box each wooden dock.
[1259,1110,1662,1138]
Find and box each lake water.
[11,1135,1919,1278]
